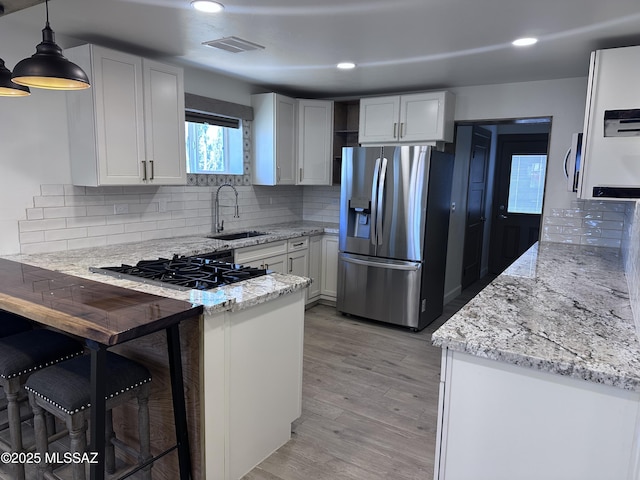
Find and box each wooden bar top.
[0,258,203,345]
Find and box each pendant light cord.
[44,0,50,28]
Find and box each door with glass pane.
[489,134,549,274]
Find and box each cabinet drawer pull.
[292,242,304,247]
[142,161,147,181]
[393,122,397,138]
[149,160,154,180]
[289,257,293,273]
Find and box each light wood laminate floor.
[243,277,494,480]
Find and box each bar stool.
[0,329,84,480]
[26,351,153,480]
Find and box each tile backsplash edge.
[622,200,640,332]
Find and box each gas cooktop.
[90,251,268,291]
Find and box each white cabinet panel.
[435,349,640,480]
[143,60,186,184]
[252,93,296,185]
[359,91,454,145]
[66,44,186,186]
[307,235,322,302]
[579,45,640,199]
[321,235,339,299]
[298,100,334,185]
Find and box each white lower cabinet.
[321,235,339,300]
[202,290,305,480]
[307,235,322,302]
[235,240,288,274]
[236,234,337,305]
[434,349,640,480]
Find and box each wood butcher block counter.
[0,258,201,345]
[2,226,314,480]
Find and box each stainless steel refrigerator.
[337,145,454,331]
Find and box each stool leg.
[67,413,87,480]
[137,385,152,480]
[29,394,51,480]
[105,410,115,474]
[6,378,25,480]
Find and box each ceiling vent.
[202,36,265,53]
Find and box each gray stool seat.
[0,329,83,480]
[0,310,33,338]
[26,352,151,414]
[26,352,153,480]
[0,329,83,381]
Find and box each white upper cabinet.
[252,93,297,185]
[578,45,640,199]
[297,99,334,185]
[65,44,186,186]
[359,91,455,145]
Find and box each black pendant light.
[11,0,90,90]
[0,59,30,97]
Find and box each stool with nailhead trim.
[26,351,153,480]
[0,310,33,409]
[0,329,84,480]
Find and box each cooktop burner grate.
[90,251,268,291]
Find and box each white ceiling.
[2,0,640,97]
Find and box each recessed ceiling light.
[191,1,224,13]
[337,62,356,70]
[512,37,538,47]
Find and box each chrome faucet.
[214,183,239,233]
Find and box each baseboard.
[444,285,462,305]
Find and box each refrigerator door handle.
[376,157,388,245]
[370,157,382,246]
[341,255,420,271]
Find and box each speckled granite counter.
[432,242,640,391]
[2,221,337,315]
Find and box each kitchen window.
[185,111,243,175]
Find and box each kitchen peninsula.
[432,242,640,480]
[2,225,321,480]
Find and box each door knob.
[498,214,508,219]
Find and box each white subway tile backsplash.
[26,208,44,220]
[45,227,87,241]
[541,199,628,246]
[43,206,87,219]
[40,185,65,196]
[34,196,65,208]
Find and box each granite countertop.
[2,221,338,315]
[432,242,640,391]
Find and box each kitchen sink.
[207,230,268,241]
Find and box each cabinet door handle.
[149,160,154,180]
[142,161,147,181]
[393,122,398,138]
[277,166,281,183]
[289,257,293,273]
[264,263,269,270]
[400,122,405,138]
[299,168,303,182]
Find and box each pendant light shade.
[0,59,30,97]
[11,0,90,91]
